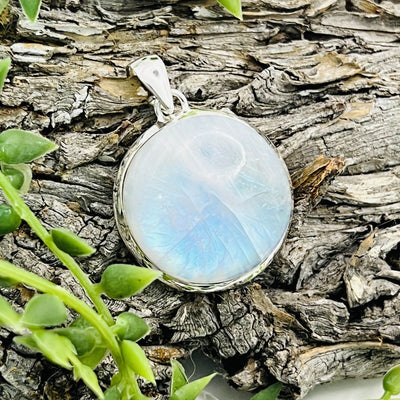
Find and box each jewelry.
[114,55,293,292]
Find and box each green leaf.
[0,295,21,330]
[2,163,32,193]
[171,359,188,394]
[78,345,108,370]
[100,264,161,299]
[121,340,155,384]
[73,361,104,400]
[21,294,67,328]
[169,373,216,400]
[55,323,108,368]
[113,312,150,342]
[0,0,9,15]
[0,57,11,93]
[0,204,21,236]
[0,276,19,287]
[70,315,91,329]
[0,261,21,286]
[19,0,41,22]
[250,382,283,400]
[104,386,121,400]
[14,334,38,350]
[31,330,75,369]
[217,0,242,19]
[55,327,97,356]
[0,129,58,164]
[51,228,95,257]
[67,316,108,367]
[110,373,122,387]
[383,365,400,396]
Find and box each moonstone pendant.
[114,55,293,292]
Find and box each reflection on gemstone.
[122,112,292,286]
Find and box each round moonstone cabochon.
[119,111,292,290]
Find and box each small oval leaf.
[0,0,9,16]
[217,0,242,19]
[383,365,400,396]
[73,362,104,400]
[32,330,75,370]
[0,204,21,236]
[70,315,91,329]
[113,312,150,342]
[104,386,121,400]
[78,345,108,369]
[2,164,24,189]
[55,327,97,356]
[56,322,107,368]
[0,129,58,164]
[14,334,38,350]
[0,276,19,287]
[0,295,21,330]
[19,0,41,22]
[110,373,122,387]
[250,382,283,400]
[100,264,161,299]
[69,316,108,367]
[21,294,67,328]
[51,228,95,257]
[169,373,216,400]
[2,163,32,193]
[171,359,188,394]
[121,340,155,384]
[0,57,11,92]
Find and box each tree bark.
[0,0,400,399]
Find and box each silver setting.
[152,89,191,124]
[128,55,175,115]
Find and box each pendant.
[114,55,293,292]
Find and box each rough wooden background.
[0,0,400,399]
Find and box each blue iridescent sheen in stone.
[122,112,292,285]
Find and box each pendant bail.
[128,55,174,115]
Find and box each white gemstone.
[121,112,292,287]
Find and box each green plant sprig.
[0,131,215,399]
[0,58,217,400]
[0,169,115,325]
[365,365,400,400]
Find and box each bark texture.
[1,0,400,399]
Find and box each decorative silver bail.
[128,55,174,115]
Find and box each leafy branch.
[0,58,214,400]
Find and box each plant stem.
[0,261,145,399]
[122,366,147,400]
[0,171,114,326]
[0,175,144,400]
[0,260,122,364]
[380,392,393,400]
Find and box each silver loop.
[128,55,174,114]
[152,89,191,123]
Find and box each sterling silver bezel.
[114,109,293,292]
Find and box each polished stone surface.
[122,112,292,285]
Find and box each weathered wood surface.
[1,0,400,399]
